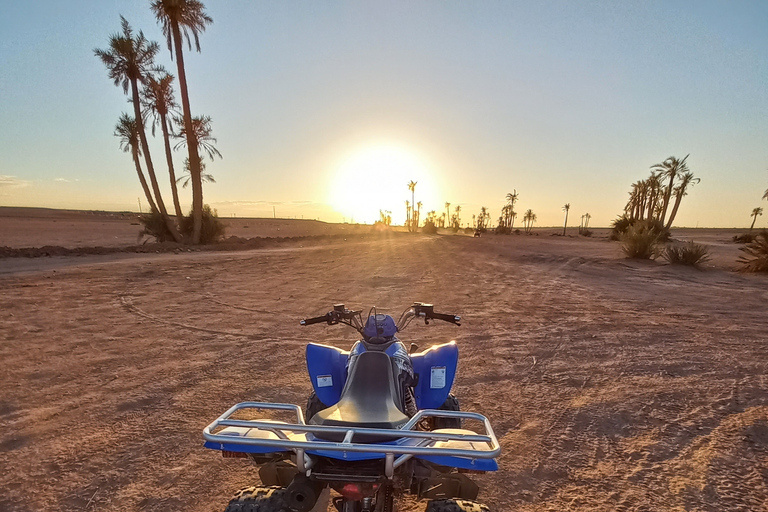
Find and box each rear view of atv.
[203,303,500,511]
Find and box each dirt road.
[1,232,766,511]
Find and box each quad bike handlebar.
[300,302,460,338]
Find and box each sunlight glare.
[328,145,441,225]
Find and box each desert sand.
[1,208,767,512]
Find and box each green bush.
[180,205,226,244]
[737,230,768,273]
[611,215,670,242]
[422,220,438,234]
[620,221,663,259]
[663,241,711,267]
[138,211,175,242]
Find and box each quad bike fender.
[410,341,458,410]
[306,343,350,407]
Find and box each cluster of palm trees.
[623,155,699,230]
[497,191,518,231]
[405,182,463,231]
[95,1,215,244]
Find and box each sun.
[327,144,441,225]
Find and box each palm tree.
[646,173,662,221]
[114,113,158,215]
[95,16,182,242]
[407,181,417,232]
[454,205,461,228]
[562,203,570,235]
[665,170,700,229]
[405,200,410,229]
[177,158,215,189]
[415,201,423,229]
[151,0,213,244]
[142,69,183,217]
[584,213,591,229]
[506,190,518,228]
[174,115,222,161]
[651,154,690,226]
[445,202,451,226]
[523,209,536,233]
[750,207,763,231]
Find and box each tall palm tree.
[151,0,213,244]
[407,181,417,232]
[505,190,518,228]
[584,212,591,229]
[750,207,763,231]
[646,173,662,221]
[114,113,158,215]
[142,69,183,217]
[665,171,700,229]
[415,201,423,229]
[445,202,451,225]
[651,154,690,226]
[405,200,410,229]
[562,203,570,235]
[95,16,182,242]
[454,205,462,228]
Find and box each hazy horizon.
[1,1,767,228]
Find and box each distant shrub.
[733,233,755,244]
[495,225,511,235]
[372,221,390,232]
[179,205,226,244]
[580,229,593,237]
[611,215,670,242]
[737,230,768,273]
[620,221,663,259]
[663,241,711,267]
[463,227,474,234]
[138,212,175,242]
[422,220,438,234]
[514,229,521,235]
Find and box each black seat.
[310,351,409,442]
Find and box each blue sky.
[1,1,766,227]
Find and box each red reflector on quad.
[339,483,379,500]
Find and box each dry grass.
[663,241,711,267]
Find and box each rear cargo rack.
[203,402,500,477]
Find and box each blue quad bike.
[203,303,500,512]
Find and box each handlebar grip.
[431,312,461,324]
[300,314,330,326]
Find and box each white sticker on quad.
[430,366,446,389]
[317,375,333,388]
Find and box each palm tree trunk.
[750,215,757,231]
[562,211,568,236]
[665,191,684,230]
[160,113,184,218]
[131,78,182,243]
[660,179,675,225]
[132,147,159,214]
[171,21,204,244]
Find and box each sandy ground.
[1,210,767,511]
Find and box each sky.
[1,0,767,228]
